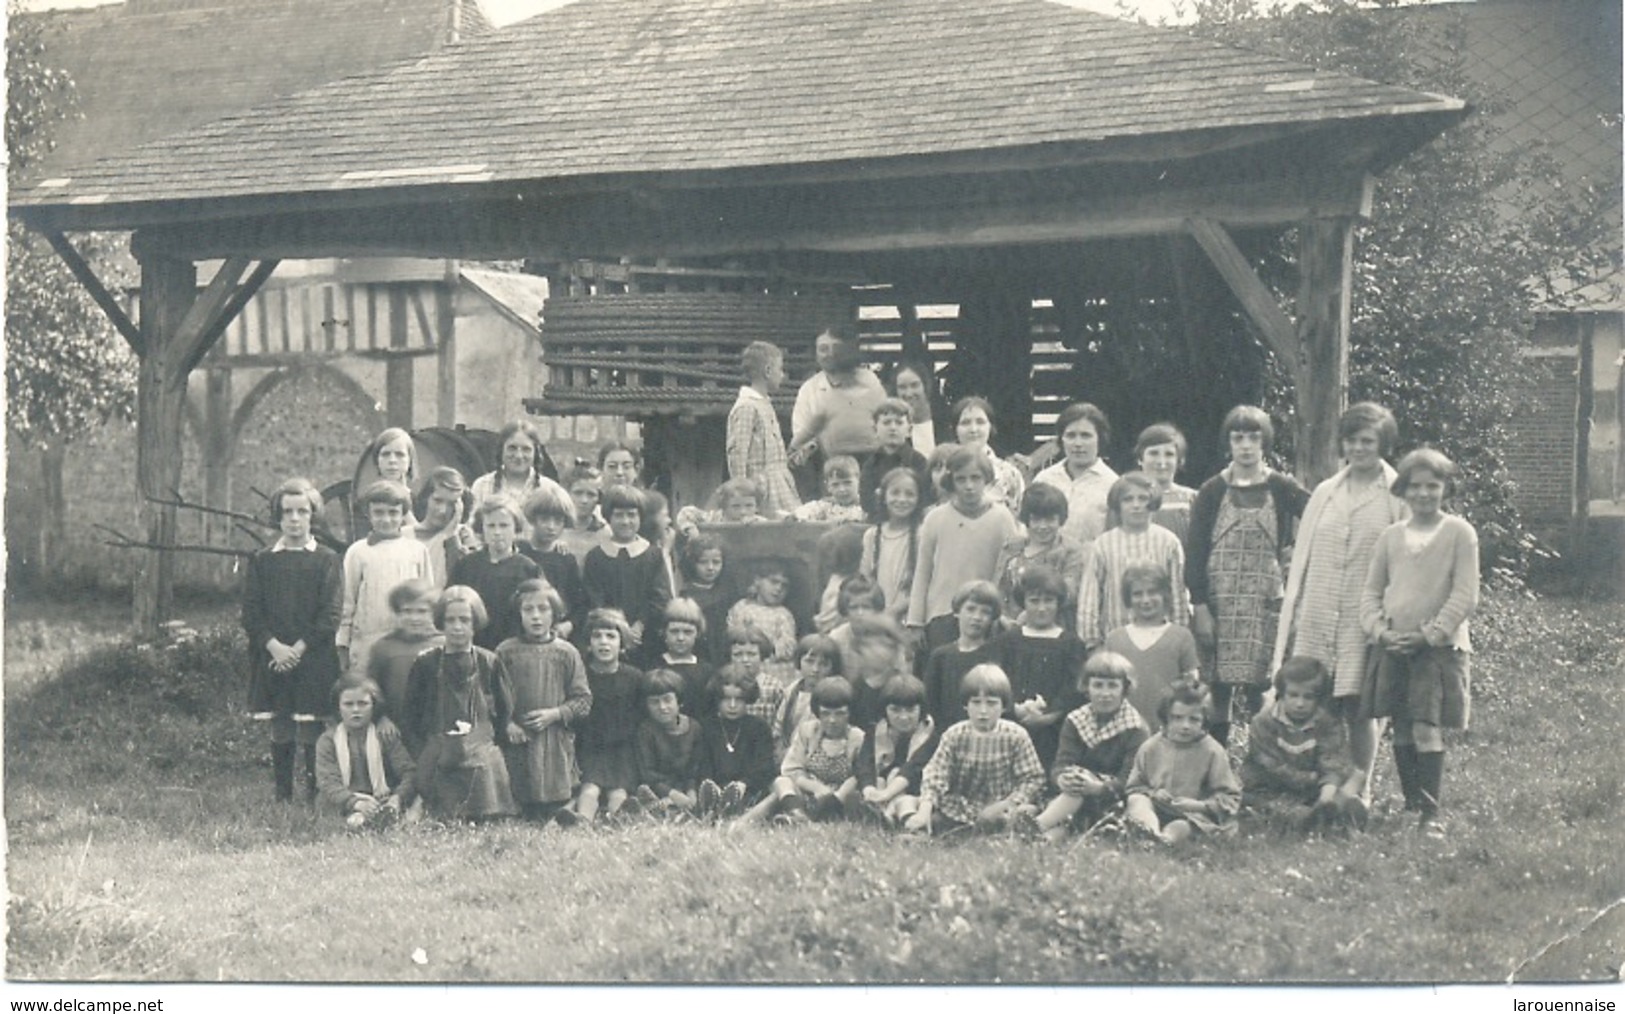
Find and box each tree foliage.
[1185,0,1621,581]
[5,6,137,452]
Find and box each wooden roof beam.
[38,228,144,356]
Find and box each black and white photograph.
[2,0,1621,1000]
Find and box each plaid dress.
[1207,492,1283,687]
[919,719,1045,825]
[726,386,801,515]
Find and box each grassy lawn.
[4,590,1621,983]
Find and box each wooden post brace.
[38,228,145,356]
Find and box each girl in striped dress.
[1075,472,1189,650]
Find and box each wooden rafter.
[180,258,280,374]
[1184,217,1301,384]
[38,228,145,356]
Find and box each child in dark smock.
[694,666,777,818]
[520,482,587,643]
[497,579,592,824]
[365,578,442,754]
[451,498,539,650]
[242,478,344,803]
[999,565,1087,770]
[583,484,672,655]
[403,586,517,821]
[572,608,643,824]
[632,669,702,814]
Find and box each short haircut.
[663,596,707,635]
[960,663,1013,706]
[750,557,790,583]
[641,668,686,701]
[358,479,413,511]
[1119,562,1174,611]
[365,427,416,479]
[873,397,913,422]
[741,340,783,381]
[1274,655,1331,699]
[837,575,886,615]
[1135,422,1188,465]
[714,476,763,508]
[711,663,762,705]
[597,441,642,470]
[1107,471,1163,519]
[1157,682,1212,727]
[599,483,644,516]
[584,607,632,645]
[925,442,962,497]
[950,579,1003,620]
[679,533,726,580]
[1080,650,1135,691]
[564,462,601,488]
[1054,402,1111,449]
[945,445,995,483]
[417,467,471,521]
[473,496,525,534]
[1391,447,1458,497]
[1013,565,1067,608]
[881,674,927,710]
[810,675,855,713]
[512,578,565,616]
[436,585,489,630]
[1221,405,1274,454]
[1340,402,1399,457]
[727,624,775,658]
[269,477,324,522]
[950,395,997,438]
[522,480,577,525]
[823,455,861,481]
[1018,481,1069,524]
[387,577,438,613]
[795,633,844,676]
[331,674,386,720]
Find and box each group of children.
[245,388,1478,844]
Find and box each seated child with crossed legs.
[1241,656,1365,832]
[906,664,1045,836]
[854,675,939,828]
[631,668,702,815]
[1021,651,1150,842]
[694,665,777,820]
[745,677,866,825]
[1124,683,1241,844]
[315,675,419,830]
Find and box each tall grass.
[5,594,1622,983]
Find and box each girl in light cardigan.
[1359,448,1478,839]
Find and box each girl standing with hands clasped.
[243,478,344,803]
[497,580,592,824]
[1185,406,1310,746]
[1360,449,1478,838]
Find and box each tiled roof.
[18,0,487,183]
[14,0,1463,212]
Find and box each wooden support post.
[202,367,235,556]
[437,262,459,426]
[40,229,145,355]
[133,255,199,635]
[386,356,415,429]
[1295,217,1355,484]
[957,287,1034,454]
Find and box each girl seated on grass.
[572,608,642,824]
[694,666,777,819]
[746,677,866,825]
[497,580,591,825]
[1102,564,1200,732]
[773,633,843,760]
[1124,684,1241,844]
[631,668,702,816]
[315,675,418,830]
[1241,656,1363,833]
[403,586,518,822]
[1359,448,1479,839]
[1020,651,1149,843]
[854,675,939,828]
[906,664,1045,836]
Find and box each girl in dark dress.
[582,484,672,655]
[450,499,539,650]
[520,481,588,643]
[242,478,344,803]
[572,608,643,824]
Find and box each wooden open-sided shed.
[8,0,1467,632]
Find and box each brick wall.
[1504,352,1580,523]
